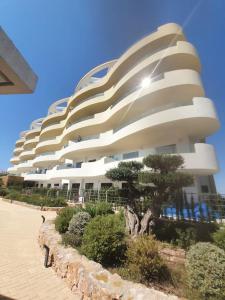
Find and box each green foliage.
[5,190,21,200]
[139,155,193,218]
[173,227,197,249]
[81,214,126,267]
[62,232,82,248]
[0,187,9,197]
[106,161,143,183]
[55,207,83,233]
[4,189,67,207]
[212,225,225,251]
[154,219,218,248]
[143,154,184,172]
[68,212,91,236]
[126,235,168,283]
[84,201,113,217]
[186,242,225,299]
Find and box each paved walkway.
[0,199,78,300]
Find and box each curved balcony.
[10,156,20,164]
[16,160,35,173]
[23,136,39,150]
[19,149,35,160]
[75,60,117,92]
[39,23,185,131]
[48,98,69,115]
[33,152,58,168]
[34,68,204,154]
[7,166,19,174]
[59,98,218,161]
[23,143,218,182]
[15,138,25,147]
[13,146,24,155]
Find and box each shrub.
[126,235,168,284]
[173,227,197,249]
[81,214,126,267]
[212,225,225,251]
[68,212,91,236]
[62,232,82,248]
[154,219,217,247]
[0,187,9,197]
[55,207,83,233]
[84,201,113,217]
[186,242,225,299]
[5,190,22,200]
[44,197,67,207]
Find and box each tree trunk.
[124,206,156,235]
[124,205,140,235]
[139,208,153,235]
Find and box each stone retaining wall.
[159,247,186,265]
[38,221,179,300]
[0,197,61,212]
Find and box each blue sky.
[0,0,224,192]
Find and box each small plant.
[55,207,83,233]
[126,235,168,284]
[62,232,82,248]
[212,225,225,251]
[68,212,91,236]
[0,187,9,197]
[173,227,197,249]
[84,201,113,217]
[5,190,22,200]
[186,242,225,299]
[81,214,126,267]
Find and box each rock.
[39,221,179,300]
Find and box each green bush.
[186,242,225,299]
[43,197,67,207]
[0,187,9,197]
[81,214,126,267]
[68,212,91,236]
[84,201,113,217]
[154,219,218,248]
[126,235,168,284]
[173,227,197,249]
[55,207,83,233]
[62,232,82,248]
[212,225,225,251]
[5,190,22,200]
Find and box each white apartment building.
[8,23,220,194]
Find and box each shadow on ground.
[0,295,16,300]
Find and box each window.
[72,183,80,190]
[54,184,59,188]
[85,183,94,189]
[62,183,68,190]
[156,144,176,154]
[101,183,112,189]
[47,183,51,189]
[40,184,43,188]
[123,151,139,160]
[76,162,82,168]
[122,182,129,190]
[201,185,209,193]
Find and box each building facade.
[8,23,220,194]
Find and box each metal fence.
[162,192,225,223]
[23,187,225,223]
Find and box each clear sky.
[0,0,224,192]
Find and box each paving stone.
[0,199,78,300]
